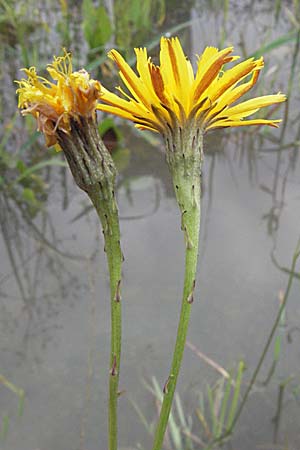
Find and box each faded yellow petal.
[16,51,102,147]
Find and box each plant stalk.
[57,117,122,450]
[152,132,202,450]
[90,190,122,450]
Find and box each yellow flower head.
[97,37,286,135]
[16,51,102,147]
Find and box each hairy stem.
[58,117,122,450]
[90,190,122,450]
[152,140,202,450]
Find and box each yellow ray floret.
[97,37,286,134]
[16,50,102,147]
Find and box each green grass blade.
[1,415,9,440]
[11,158,67,186]
[18,390,25,417]
[175,392,187,428]
[206,384,218,437]
[226,361,245,431]
[216,375,232,438]
[250,31,297,58]
[175,393,194,450]
[18,131,40,154]
[129,397,153,435]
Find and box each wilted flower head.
[97,37,286,136]
[16,51,101,147]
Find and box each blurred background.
[0,1,300,449]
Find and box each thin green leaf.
[207,384,218,436]
[18,131,40,154]
[175,393,187,428]
[251,31,297,58]
[1,415,9,440]
[216,375,232,438]
[129,397,153,435]
[274,335,282,361]
[226,361,245,431]
[82,0,112,49]
[12,158,66,186]
[22,188,37,204]
[0,114,17,153]
[18,390,25,417]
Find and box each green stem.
[152,147,202,450]
[57,117,123,450]
[90,189,122,450]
